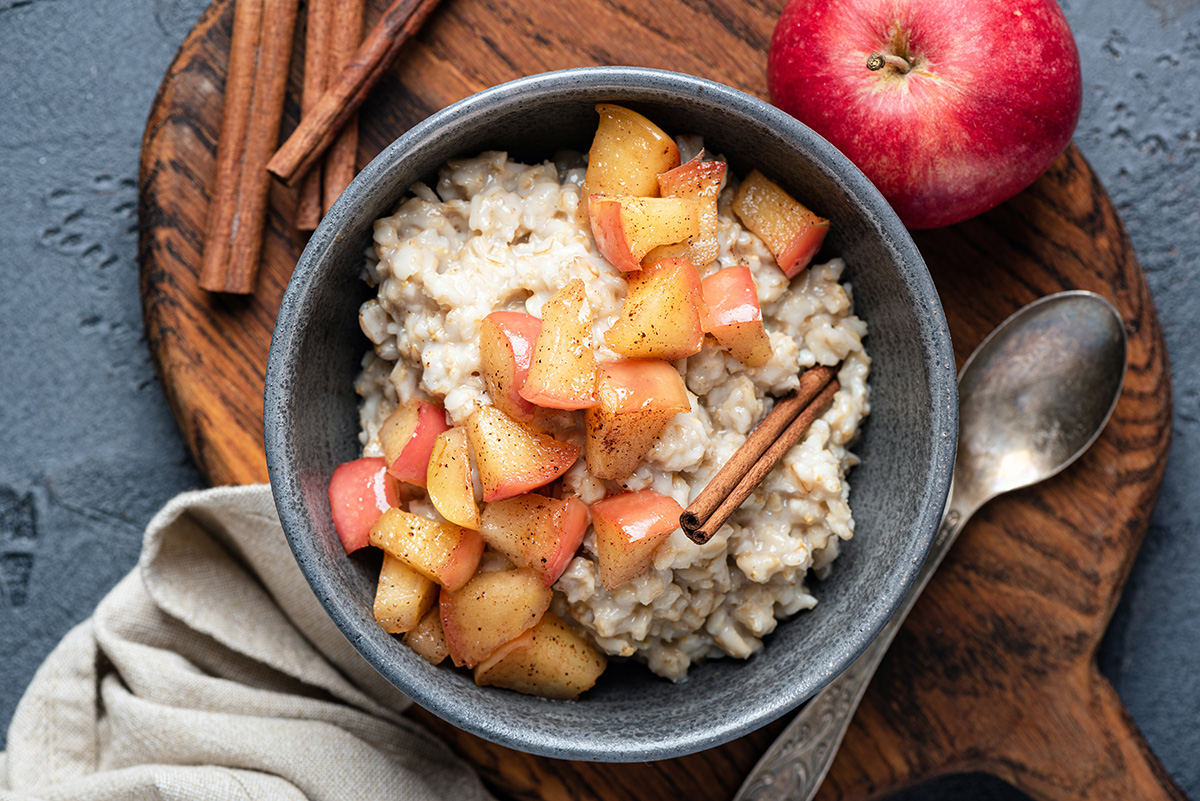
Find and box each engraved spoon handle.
[734,500,973,801]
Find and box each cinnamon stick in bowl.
[681,365,839,544]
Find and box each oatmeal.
[354,143,869,682]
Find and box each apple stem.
[867,53,912,74]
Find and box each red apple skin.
[591,489,684,590]
[588,196,640,272]
[328,457,400,554]
[381,400,452,486]
[480,312,542,422]
[543,497,588,585]
[767,0,1081,229]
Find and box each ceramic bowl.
[264,66,956,761]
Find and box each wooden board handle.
[1000,667,1188,801]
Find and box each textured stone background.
[1,0,1196,795]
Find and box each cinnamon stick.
[322,0,365,213]
[199,0,301,293]
[296,0,333,231]
[267,0,445,187]
[682,366,839,544]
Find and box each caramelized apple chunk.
[646,154,726,267]
[480,311,542,422]
[592,489,685,590]
[473,613,607,700]
[404,604,450,665]
[604,257,704,361]
[327,456,401,554]
[584,360,690,481]
[379,400,452,487]
[426,427,479,530]
[440,568,553,668]
[465,405,581,502]
[588,195,700,272]
[732,169,829,278]
[584,104,680,197]
[374,554,438,634]
[519,279,597,410]
[368,508,484,592]
[479,494,589,586]
[700,265,773,368]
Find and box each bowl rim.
[265,65,958,761]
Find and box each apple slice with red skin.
[328,456,401,554]
[766,0,1081,229]
[588,195,700,273]
[605,257,704,361]
[378,400,452,486]
[592,489,685,590]
[480,311,542,422]
[473,612,607,700]
[585,360,691,481]
[404,603,449,665]
[584,103,680,198]
[368,507,484,592]
[479,493,589,586]
[426,427,480,530]
[732,169,829,278]
[646,154,726,267]
[440,567,554,668]
[519,279,598,410]
[465,405,581,502]
[700,265,773,368]
[373,554,438,634]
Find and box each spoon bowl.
[954,291,1128,513]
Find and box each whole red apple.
[767,0,1082,229]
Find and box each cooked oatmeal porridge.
[354,144,870,682]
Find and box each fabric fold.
[2,485,492,801]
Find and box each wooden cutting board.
[137,0,1182,798]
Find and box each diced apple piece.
[374,554,438,634]
[480,312,542,422]
[479,494,589,586]
[440,568,554,668]
[646,154,726,267]
[592,489,684,590]
[379,400,452,487]
[588,195,700,272]
[518,279,597,410]
[404,604,450,665]
[584,104,680,198]
[368,508,484,592]
[700,266,773,368]
[426,428,480,530]
[328,456,401,554]
[604,257,704,361]
[473,612,607,700]
[465,405,581,502]
[732,169,829,278]
[585,360,690,481]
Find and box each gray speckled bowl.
[264,67,956,762]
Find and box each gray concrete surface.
[1,0,1196,795]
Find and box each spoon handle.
[734,498,974,801]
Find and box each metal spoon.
[735,290,1128,801]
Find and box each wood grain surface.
[137,0,1180,798]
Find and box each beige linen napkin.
[0,485,494,801]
